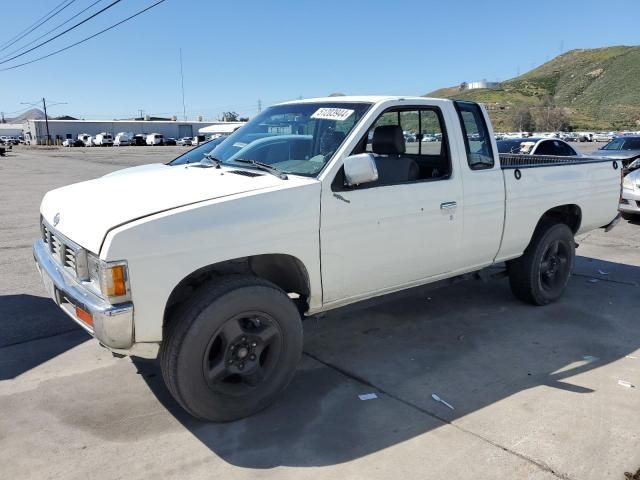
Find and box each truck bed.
[496,154,622,262]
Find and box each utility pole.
[179,48,186,122]
[20,98,66,145]
[42,97,51,145]
[258,99,261,113]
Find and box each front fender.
[102,181,321,342]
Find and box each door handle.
[440,201,457,210]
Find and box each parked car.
[77,133,93,147]
[114,132,131,146]
[593,132,614,143]
[577,132,594,142]
[63,138,84,147]
[192,134,206,146]
[620,159,640,219]
[33,96,621,422]
[496,137,578,156]
[130,134,146,146]
[0,135,18,145]
[146,133,164,146]
[177,137,193,146]
[94,132,114,147]
[164,137,177,146]
[560,133,578,142]
[591,135,640,168]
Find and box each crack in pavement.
[304,350,577,480]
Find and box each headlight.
[87,253,131,303]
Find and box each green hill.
[426,46,640,131]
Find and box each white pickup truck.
[33,96,622,421]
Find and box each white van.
[114,132,131,146]
[77,133,93,147]
[94,132,113,146]
[146,133,164,145]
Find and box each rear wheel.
[160,275,302,422]
[508,223,575,305]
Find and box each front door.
[320,106,463,304]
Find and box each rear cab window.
[454,101,495,170]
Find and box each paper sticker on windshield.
[311,108,354,121]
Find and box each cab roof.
[276,95,452,105]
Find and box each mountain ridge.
[426,46,640,130]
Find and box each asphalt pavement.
[1,144,639,480]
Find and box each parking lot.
[1,144,639,479]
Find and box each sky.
[0,0,639,121]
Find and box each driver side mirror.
[343,153,378,186]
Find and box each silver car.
[591,135,640,168]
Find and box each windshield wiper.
[201,153,222,168]
[233,158,288,180]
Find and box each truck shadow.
[0,294,86,380]
[134,256,640,469]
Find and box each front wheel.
[160,275,303,422]
[508,223,575,305]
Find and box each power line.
[0,0,78,54]
[0,0,105,62]
[0,0,166,72]
[0,0,71,51]
[0,0,124,66]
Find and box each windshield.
[603,137,640,151]
[169,102,372,176]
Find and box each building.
[198,121,246,135]
[461,80,500,91]
[0,123,23,137]
[22,119,217,145]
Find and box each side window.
[556,141,577,156]
[455,101,495,170]
[534,140,554,155]
[355,107,451,186]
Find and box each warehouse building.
[22,119,218,145]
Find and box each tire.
[508,223,575,306]
[621,212,637,221]
[160,275,303,422]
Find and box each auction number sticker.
[311,107,354,121]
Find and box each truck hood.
[40,163,287,254]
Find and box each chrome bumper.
[33,240,134,349]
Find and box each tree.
[509,106,534,132]
[532,96,569,131]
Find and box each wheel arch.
[534,204,582,236]
[163,253,312,326]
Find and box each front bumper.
[620,188,640,214]
[33,240,134,349]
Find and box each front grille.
[41,219,88,280]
